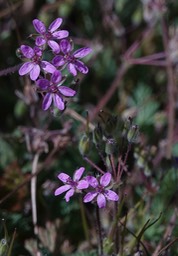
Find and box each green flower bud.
[0,238,8,255]
[79,134,91,156]
[105,116,118,136]
[93,124,103,146]
[105,138,117,155]
[127,125,139,143]
[122,116,132,137]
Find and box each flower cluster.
[54,167,119,208]
[18,18,92,111]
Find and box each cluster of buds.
[79,111,139,158]
[17,18,92,111]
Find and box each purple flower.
[33,18,69,54]
[83,173,119,208]
[36,70,76,111]
[19,45,56,80]
[52,39,92,76]
[54,167,88,202]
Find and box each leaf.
[128,83,159,126]
[0,138,15,168]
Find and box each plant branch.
[31,152,40,236]
[161,17,176,158]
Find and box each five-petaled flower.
[84,172,119,208]
[19,45,56,80]
[54,167,88,202]
[52,39,92,76]
[33,18,69,54]
[36,70,76,110]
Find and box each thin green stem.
[79,197,90,244]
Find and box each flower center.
[45,31,52,40]
[64,54,75,63]
[49,85,58,93]
[97,185,105,193]
[66,177,77,187]
[32,55,41,64]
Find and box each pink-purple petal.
[68,63,77,76]
[51,70,62,84]
[97,194,106,208]
[60,39,71,54]
[33,19,46,34]
[73,167,85,181]
[53,94,65,110]
[20,45,34,58]
[65,188,74,202]
[74,47,92,58]
[105,190,119,201]
[52,55,65,67]
[52,30,69,39]
[54,184,71,196]
[48,18,62,32]
[36,36,46,46]
[41,61,56,73]
[77,180,89,189]
[48,40,60,54]
[30,64,40,81]
[75,60,88,74]
[34,46,42,57]
[100,172,111,187]
[85,176,98,188]
[19,62,34,76]
[83,192,98,203]
[42,93,53,110]
[36,79,49,90]
[57,173,70,182]
[58,86,76,97]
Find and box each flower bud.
[105,138,117,155]
[105,116,118,137]
[79,134,91,156]
[122,116,132,137]
[93,124,103,146]
[127,125,139,143]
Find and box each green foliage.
[0,138,15,169]
[128,83,160,126]
[65,250,97,256]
